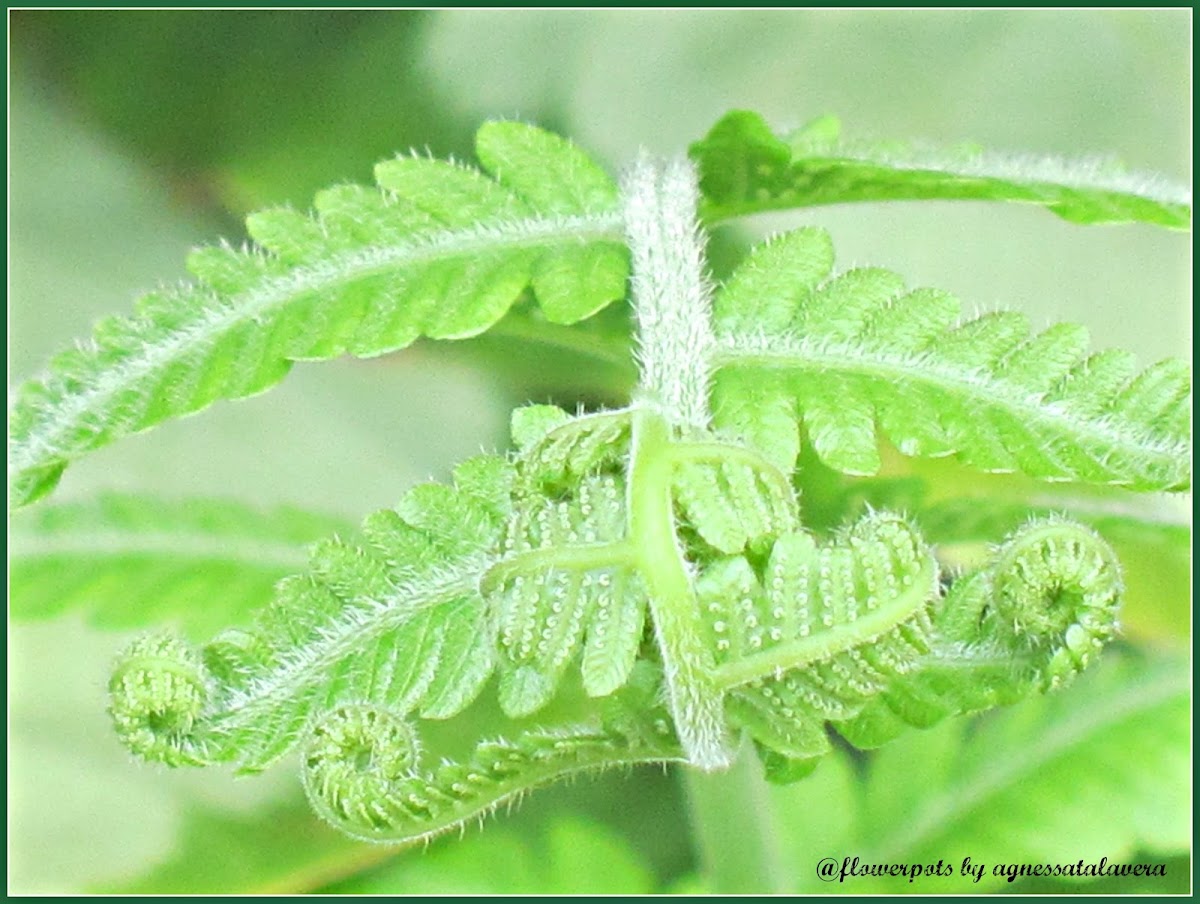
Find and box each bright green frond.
[108,456,514,772]
[712,228,1191,490]
[9,121,627,509]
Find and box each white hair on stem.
[622,154,716,431]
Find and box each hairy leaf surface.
[700,513,938,768]
[840,518,1123,748]
[9,121,627,509]
[691,111,1192,228]
[106,456,514,771]
[711,228,1191,490]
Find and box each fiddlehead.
[839,518,1123,748]
[109,634,214,766]
[943,517,1122,689]
[302,704,423,836]
[301,667,682,844]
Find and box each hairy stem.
[628,408,730,769]
[623,154,715,429]
[621,154,730,767]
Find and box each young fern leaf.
[840,517,1123,749]
[697,513,938,774]
[710,227,1191,491]
[487,471,646,713]
[300,672,682,844]
[109,455,515,772]
[691,110,1192,229]
[101,142,1146,849]
[8,121,627,509]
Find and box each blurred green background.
[8,10,1190,894]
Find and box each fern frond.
[510,404,633,490]
[711,228,1191,490]
[109,455,514,772]
[700,512,938,768]
[301,677,682,844]
[670,438,799,555]
[9,122,627,509]
[10,493,349,637]
[839,517,1123,749]
[691,111,1191,228]
[486,472,645,713]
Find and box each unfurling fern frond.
[839,518,1123,750]
[711,227,1191,491]
[96,140,1153,850]
[9,122,628,509]
[300,667,682,844]
[109,633,214,767]
[109,455,514,773]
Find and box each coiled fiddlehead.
[839,517,1123,749]
[945,517,1122,688]
[301,667,682,844]
[109,634,214,767]
[302,704,423,835]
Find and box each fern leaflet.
[711,227,1191,491]
[700,513,938,771]
[8,121,627,509]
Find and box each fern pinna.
[9,116,1189,845]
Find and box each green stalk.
[628,407,729,769]
[684,741,793,893]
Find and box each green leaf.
[701,514,939,764]
[105,456,514,772]
[841,518,1123,750]
[711,227,1191,491]
[691,111,1191,229]
[489,472,647,714]
[9,494,351,639]
[103,440,685,844]
[9,121,628,509]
